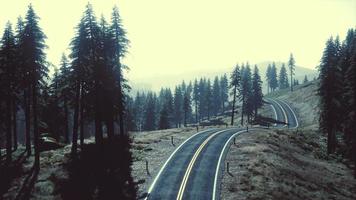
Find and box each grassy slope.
[221,80,356,200]
[266,80,320,129]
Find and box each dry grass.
[220,129,356,200]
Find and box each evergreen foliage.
[279,63,289,89]
[288,53,296,91]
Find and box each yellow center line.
[176,129,227,200]
[271,99,288,126]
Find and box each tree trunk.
[24,88,31,156]
[12,99,17,151]
[195,103,198,124]
[255,107,258,120]
[241,95,245,126]
[106,116,114,140]
[184,110,187,127]
[32,82,40,169]
[327,124,336,154]
[118,94,125,136]
[290,74,293,92]
[71,81,80,154]
[106,94,115,139]
[353,130,356,178]
[79,85,84,146]
[231,86,236,126]
[6,96,12,163]
[64,97,69,143]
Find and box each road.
[145,98,298,200]
[267,98,299,128]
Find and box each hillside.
[266,80,320,129]
[221,129,356,200]
[129,61,317,93]
[220,79,356,200]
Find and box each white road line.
[269,98,288,126]
[279,99,299,128]
[177,129,233,200]
[266,99,278,126]
[212,129,254,200]
[145,128,217,200]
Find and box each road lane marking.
[279,99,299,128]
[212,129,250,200]
[269,98,288,126]
[145,128,217,200]
[176,129,234,200]
[266,99,278,126]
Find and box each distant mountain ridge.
[129,61,318,94]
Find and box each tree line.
[318,28,356,177]
[265,54,302,94]
[230,63,263,126]
[128,62,265,132]
[127,74,230,131]
[0,3,136,198]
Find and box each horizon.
[0,0,355,83]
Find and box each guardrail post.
[233,137,236,145]
[171,136,174,146]
[146,160,150,175]
[227,162,230,174]
[246,126,249,132]
[196,125,199,132]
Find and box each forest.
[0,2,355,200]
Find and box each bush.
[61,135,137,200]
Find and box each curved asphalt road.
[274,99,299,128]
[146,98,298,200]
[266,98,287,127]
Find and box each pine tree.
[133,92,144,131]
[344,30,356,178]
[288,53,296,91]
[303,75,308,84]
[143,93,157,131]
[270,62,278,91]
[69,16,89,154]
[0,22,17,163]
[58,53,72,143]
[241,64,253,124]
[193,79,199,123]
[230,64,241,125]
[15,16,32,156]
[338,29,355,145]
[183,85,192,126]
[159,104,170,130]
[110,5,130,136]
[22,4,48,168]
[198,78,206,121]
[252,65,263,117]
[23,4,48,165]
[318,37,342,154]
[205,79,213,120]
[174,86,183,127]
[279,63,289,89]
[220,74,229,114]
[212,76,221,116]
[266,64,272,93]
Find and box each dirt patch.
[220,129,356,200]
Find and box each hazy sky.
[0,0,355,81]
